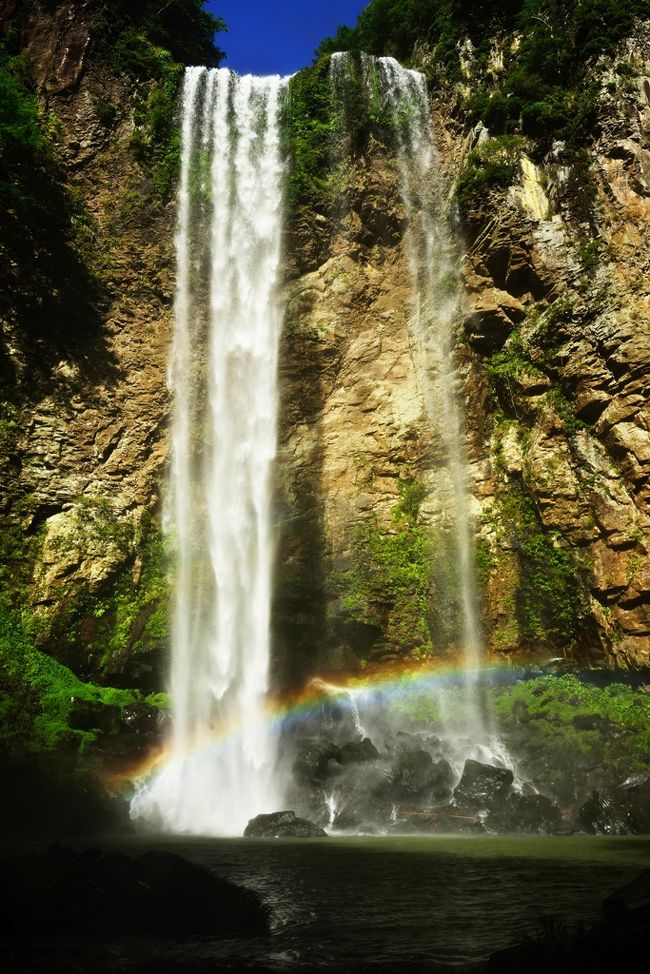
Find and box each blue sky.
[205,1,367,75]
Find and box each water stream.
[329,54,501,765]
[131,67,289,836]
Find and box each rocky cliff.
[1,0,179,691]
[1,0,650,728]
[275,29,650,678]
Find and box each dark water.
[10,834,650,972]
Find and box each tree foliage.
[317,0,650,147]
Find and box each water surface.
[84,833,650,971]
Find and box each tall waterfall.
[131,67,288,836]
[331,53,483,682]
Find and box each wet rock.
[431,758,456,800]
[617,773,650,833]
[244,810,327,838]
[396,804,483,834]
[487,792,563,834]
[392,748,436,797]
[387,731,424,753]
[453,759,514,810]
[0,846,269,938]
[331,760,394,830]
[340,736,379,763]
[577,790,629,835]
[291,738,342,785]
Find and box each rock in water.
[487,792,563,834]
[244,810,327,838]
[577,790,629,834]
[453,759,514,810]
[0,846,269,937]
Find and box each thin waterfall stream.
[326,53,512,783]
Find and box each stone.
[577,790,629,835]
[340,737,380,763]
[453,759,514,810]
[291,739,342,785]
[487,792,563,834]
[244,810,327,838]
[391,748,436,797]
[616,774,650,834]
[0,845,269,938]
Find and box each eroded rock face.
[2,3,650,688]
[450,30,650,667]
[1,1,172,683]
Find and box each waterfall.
[130,66,289,836]
[330,53,483,684]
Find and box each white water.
[329,54,498,751]
[131,67,289,836]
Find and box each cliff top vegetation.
[317,0,650,147]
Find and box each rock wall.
[0,0,173,688]
[455,29,650,668]
[1,4,649,693]
[274,33,650,678]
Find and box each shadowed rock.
[244,810,327,838]
[291,739,342,785]
[487,792,563,834]
[577,790,629,834]
[340,737,379,763]
[453,759,514,810]
[0,845,269,938]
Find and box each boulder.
[0,846,269,938]
[431,758,456,801]
[487,792,563,834]
[244,810,327,838]
[392,748,436,797]
[453,759,514,810]
[291,739,342,785]
[577,790,629,835]
[616,773,650,833]
[340,737,379,763]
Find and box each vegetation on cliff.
[319,1,650,176]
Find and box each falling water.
[130,66,289,835]
[331,53,483,684]
[373,56,484,682]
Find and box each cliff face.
[456,28,650,668]
[1,2,650,700]
[274,30,650,677]
[1,0,174,688]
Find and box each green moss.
[0,601,139,752]
[330,479,435,657]
[103,517,170,664]
[145,691,170,709]
[285,57,341,212]
[501,485,589,646]
[474,537,494,593]
[129,54,184,199]
[495,674,650,795]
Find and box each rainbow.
[105,659,520,793]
